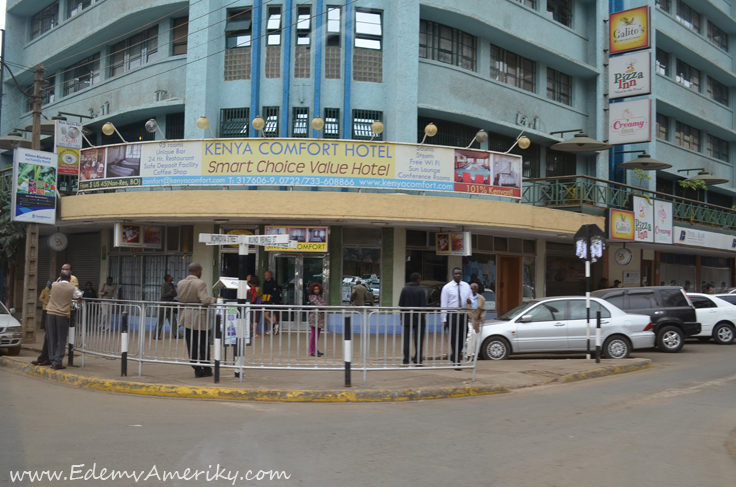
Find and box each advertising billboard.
[609,6,650,54]
[11,148,57,225]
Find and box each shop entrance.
[269,254,327,327]
[497,256,522,315]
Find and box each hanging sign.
[57,147,80,175]
[632,196,654,242]
[609,51,651,99]
[114,222,163,249]
[609,6,650,54]
[47,233,68,252]
[654,200,673,244]
[264,226,328,252]
[609,209,635,241]
[11,148,57,224]
[55,120,83,150]
[436,232,472,256]
[609,99,651,145]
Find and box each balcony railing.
[522,175,736,230]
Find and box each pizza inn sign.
[609,51,651,99]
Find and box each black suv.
[591,286,700,353]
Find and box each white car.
[479,296,655,360]
[0,302,22,356]
[686,294,736,344]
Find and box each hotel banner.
[77,139,522,198]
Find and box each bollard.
[67,308,76,367]
[214,314,222,384]
[595,309,601,364]
[344,317,352,387]
[121,311,128,377]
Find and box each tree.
[0,191,26,266]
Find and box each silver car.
[479,297,655,360]
[0,302,22,356]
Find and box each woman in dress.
[308,282,325,357]
[249,275,262,338]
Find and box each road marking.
[646,374,736,400]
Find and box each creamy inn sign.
[609,99,651,145]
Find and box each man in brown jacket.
[178,263,215,378]
[45,271,77,370]
[350,280,370,306]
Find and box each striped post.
[121,311,128,377]
[344,316,352,387]
[214,314,222,383]
[67,308,76,366]
[595,309,602,364]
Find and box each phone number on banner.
[141,176,454,191]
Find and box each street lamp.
[550,129,612,152]
[102,122,127,143]
[615,150,672,170]
[678,168,729,186]
[0,130,32,150]
[145,118,167,140]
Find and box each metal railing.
[75,299,481,385]
[522,175,736,229]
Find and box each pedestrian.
[350,280,370,306]
[597,277,609,290]
[612,279,621,288]
[32,265,78,367]
[45,270,77,370]
[466,282,487,359]
[469,273,485,294]
[307,282,325,357]
[249,275,262,338]
[707,283,716,295]
[156,274,179,339]
[441,267,472,369]
[99,276,117,330]
[178,263,216,378]
[82,281,97,299]
[262,270,281,335]
[399,272,427,365]
[38,281,51,331]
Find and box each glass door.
[269,254,328,328]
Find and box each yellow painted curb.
[0,357,509,402]
[559,359,652,383]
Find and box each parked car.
[0,302,22,356]
[715,293,736,304]
[591,286,700,353]
[687,294,736,344]
[478,296,654,360]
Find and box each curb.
[559,359,652,383]
[0,357,509,402]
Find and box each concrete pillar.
[535,239,546,298]
[392,227,407,306]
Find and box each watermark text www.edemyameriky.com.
[9,464,291,484]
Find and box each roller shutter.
[67,233,101,291]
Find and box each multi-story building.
[1,0,735,319]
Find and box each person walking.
[466,282,487,359]
[45,271,77,370]
[32,265,78,367]
[99,276,117,330]
[178,263,215,378]
[308,282,326,357]
[440,267,472,369]
[399,272,428,365]
[262,270,281,335]
[350,280,370,306]
[156,274,179,339]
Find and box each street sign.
[199,233,293,246]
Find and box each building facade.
[2,0,736,317]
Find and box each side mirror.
[519,314,533,323]
[9,308,16,314]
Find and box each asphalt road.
[2,340,735,486]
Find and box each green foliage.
[0,190,26,266]
[633,168,652,181]
[678,179,707,192]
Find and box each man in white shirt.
[441,267,473,369]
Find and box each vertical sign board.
[609,99,651,145]
[11,148,57,224]
[632,195,654,242]
[609,6,651,55]
[54,120,83,175]
[609,51,652,100]
[608,209,635,241]
[654,200,673,244]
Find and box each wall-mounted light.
[370,120,384,142]
[465,129,488,149]
[502,128,531,154]
[311,117,325,138]
[145,118,167,140]
[420,122,437,145]
[252,116,266,137]
[102,122,127,143]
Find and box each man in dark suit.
[399,273,428,365]
[156,274,179,339]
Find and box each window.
[659,288,688,307]
[353,10,383,82]
[325,6,341,79]
[707,134,729,162]
[545,148,576,176]
[547,68,572,105]
[68,0,98,18]
[110,27,159,77]
[513,0,536,8]
[628,292,658,310]
[707,77,729,106]
[656,0,671,12]
[417,116,481,149]
[292,107,309,137]
[656,48,669,76]
[676,59,699,92]
[225,9,252,81]
[676,1,700,33]
[173,17,189,55]
[605,293,625,309]
[165,113,185,140]
[31,1,59,40]
[63,54,100,96]
[708,22,728,51]
[419,20,477,71]
[547,0,572,27]
[675,121,700,151]
[266,6,282,78]
[263,106,279,137]
[352,109,382,140]
[656,113,669,141]
[324,108,340,139]
[294,6,311,78]
[568,300,611,320]
[342,246,381,305]
[220,108,250,138]
[527,302,563,322]
[491,45,536,93]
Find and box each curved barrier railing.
[75,299,481,385]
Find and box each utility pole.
[19,64,45,342]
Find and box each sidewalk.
[0,331,652,402]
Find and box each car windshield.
[497,300,539,321]
[0,302,9,315]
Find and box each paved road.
[2,340,735,486]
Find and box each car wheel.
[603,335,630,359]
[657,326,684,353]
[697,337,711,343]
[5,345,21,356]
[480,336,510,360]
[713,322,735,345]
